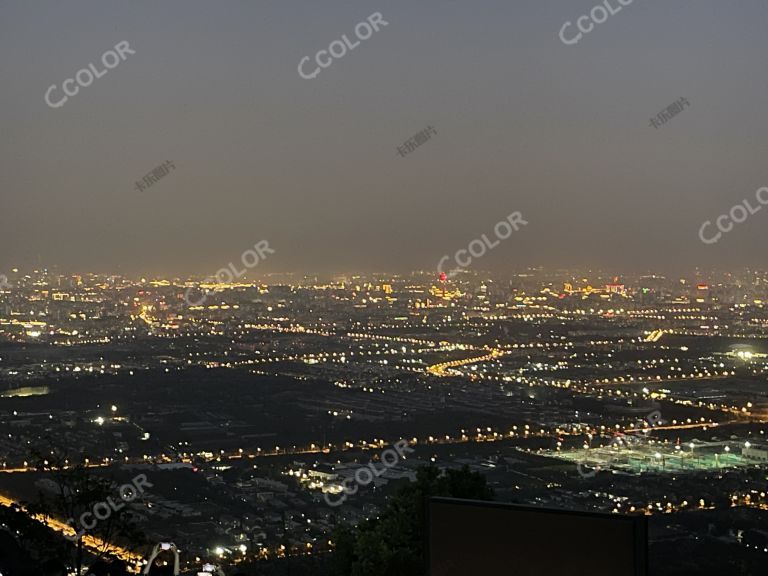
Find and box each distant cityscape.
[5,1,768,573]
[1,268,768,573]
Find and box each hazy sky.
[2,0,767,276]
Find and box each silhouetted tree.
[27,440,146,575]
[332,465,493,576]
[41,557,69,576]
[0,528,37,575]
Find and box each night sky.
[2,0,767,276]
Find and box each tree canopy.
[331,465,493,576]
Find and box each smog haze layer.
[2,0,768,275]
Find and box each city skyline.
[0,266,767,574]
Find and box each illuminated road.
[0,462,110,474]
[427,350,504,376]
[0,492,143,569]
[623,421,740,434]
